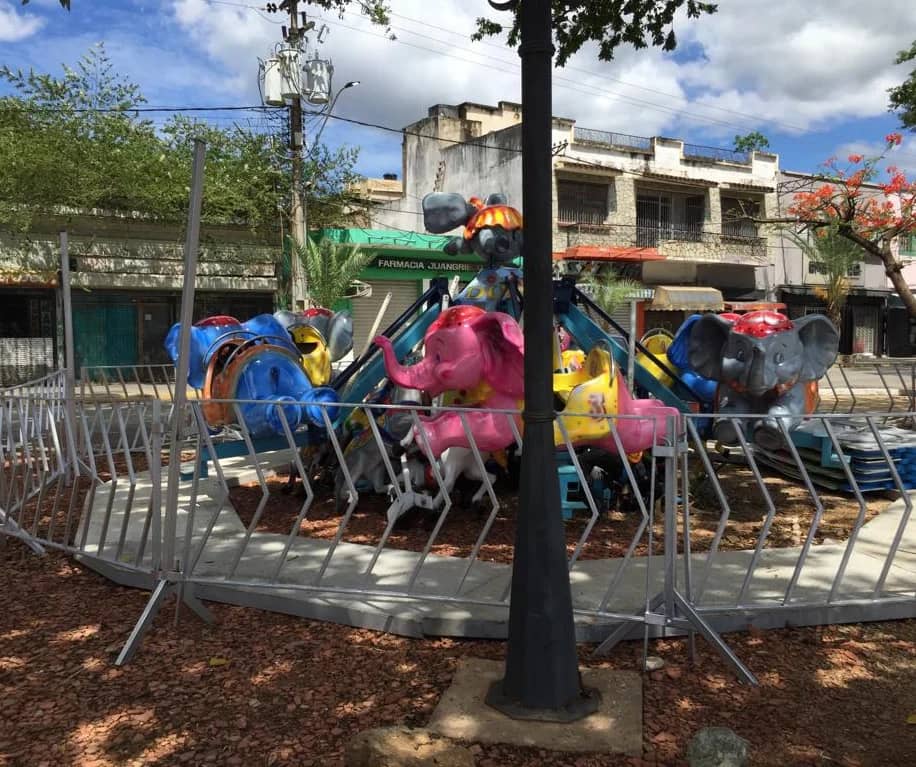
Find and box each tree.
[0,45,362,236]
[475,0,717,66]
[889,40,916,132]
[284,236,374,311]
[21,0,70,8]
[774,134,916,316]
[733,131,770,154]
[787,227,863,330]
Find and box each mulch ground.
[227,461,888,564]
[1,545,916,766]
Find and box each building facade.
[0,210,277,382]
[372,101,780,334]
[769,171,916,357]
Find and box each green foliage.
[889,40,916,132]
[287,236,375,311]
[0,44,361,236]
[581,273,642,315]
[21,1,70,8]
[474,1,717,66]
[787,227,863,329]
[733,131,770,153]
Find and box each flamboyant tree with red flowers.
[779,133,916,316]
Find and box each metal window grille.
[557,181,609,226]
[721,197,760,239]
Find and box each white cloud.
[832,136,916,177]
[164,0,916,145]
[0,0,45,42]
[677,0,916,134]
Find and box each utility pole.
[287,0,308,312]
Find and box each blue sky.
[2,0,915,179]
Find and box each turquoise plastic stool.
[557,464,588,520]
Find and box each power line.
[310,12,781,136]
[384,10,808,134]
[209,0,805,134]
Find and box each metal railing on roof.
[572,127,652,152]
[682,142,750,165]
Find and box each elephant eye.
[735,348,746,362]
[435,353,441,363]
[775,352,785,364]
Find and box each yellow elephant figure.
[289,324,332,386]
[636,329,675,388]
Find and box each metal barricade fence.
[1,389,167,574]
[140,398,663,633]
[820,361,916,414]
[675,411,916,617]
[5,383,916,681]
[80,363,182,401]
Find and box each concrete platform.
[76,445,916,642]
[428,658,642,756]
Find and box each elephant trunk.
[745,349,775,397]
[374,336,439,393]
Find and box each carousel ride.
[165,190,841,521]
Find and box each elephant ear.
[471,311,525,398]
[422,192,476,233]
[794,313,839,380]
[326,310,354,362]
[687,313,733,381]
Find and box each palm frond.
[581,275,642,315]
[291,236,375,310]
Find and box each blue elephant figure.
[165,314,339,439]
[687,310,839,449]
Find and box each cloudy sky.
[2,0,915,179]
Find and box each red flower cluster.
[786,136,915,240]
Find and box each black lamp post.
[484,0,600,721]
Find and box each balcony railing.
[635,224,704,247]
[559,223,767,264]
[572,127,652,152]
[682,142,750,165]
[721,218,760,240]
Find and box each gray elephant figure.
[687,310,839,450]
[333,410,415,512]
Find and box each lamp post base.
[484,678,602,723]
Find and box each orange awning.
[553,245,664,262]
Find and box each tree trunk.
[883,251,916,317]
[840,228,916,318]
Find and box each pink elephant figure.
[373,305,524,457]
[607,378,681,454]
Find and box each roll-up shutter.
[350,279,420,355]
[609,302,632,337]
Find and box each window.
[557,180,608,225]
[807,261,862,277]
[636,193,704,245]
[636,194,671,247]
[900,232,916,256]
[721,197,759,239]
[685,195,704,242]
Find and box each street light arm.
[308,81,360,152]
